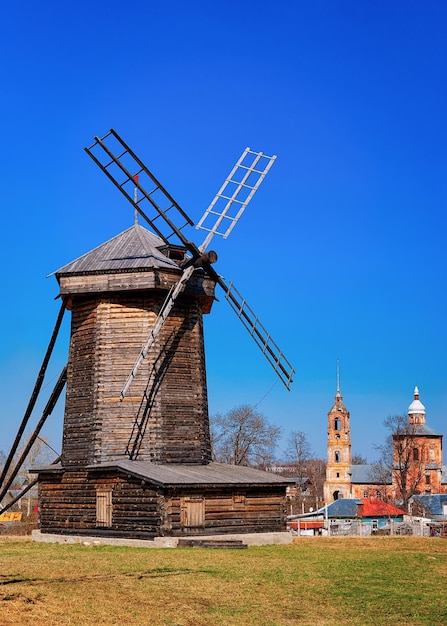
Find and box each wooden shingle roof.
[54,223,181,277]
[85,460,293,487]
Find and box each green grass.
[0,536,446,625]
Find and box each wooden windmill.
[30,130,295,542]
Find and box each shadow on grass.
[0,566,212,588]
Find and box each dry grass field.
[0,535,446,625]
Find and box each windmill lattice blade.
[221,280,295,390]
[196,148,276,250]
[119,265,196,401]
[85,129,194,248]
[86,131,294,400]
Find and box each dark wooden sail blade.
[85,129,196,250]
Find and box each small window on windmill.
[159,244,187,262]
[180,497,205,528]
[96,489,113,528]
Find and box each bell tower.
[323,366,352,503]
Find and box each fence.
[325,520,429,537]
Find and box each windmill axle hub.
[181,250,218,270]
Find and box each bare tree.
[306,458,326,510]
[284,430,314,513]
[286,430,313,467]
[15,434,53,480]
[352,453,367,465]
[374,414,425,511]
[211,405,280,466]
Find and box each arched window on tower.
[413,447,419,461]
[334,418,340,431]
[335,451,341,463]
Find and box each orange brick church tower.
[323,374,352,503]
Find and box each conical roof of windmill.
[52,222,215,309]
[53,223,181,276]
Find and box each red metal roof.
[359,498,405,517]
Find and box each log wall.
[62,291,211,467]
[37,470,163,538]
[37,470,287,538]
[165,487,288,536]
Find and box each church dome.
[408,386,426,416]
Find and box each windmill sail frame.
[85,129,295,392]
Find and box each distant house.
[410,494,447,521]
[285,477,313,515]
[357,498,406,529]
[286,477,312,498]
[288,497,405,535]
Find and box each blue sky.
[0,1,446,462]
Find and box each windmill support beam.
[0,303,66,494]
[0,455,62,516]
[0,476,38,516]
[0,366,67,504]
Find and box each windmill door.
[96,489,113,527]
[180,497,204,529]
